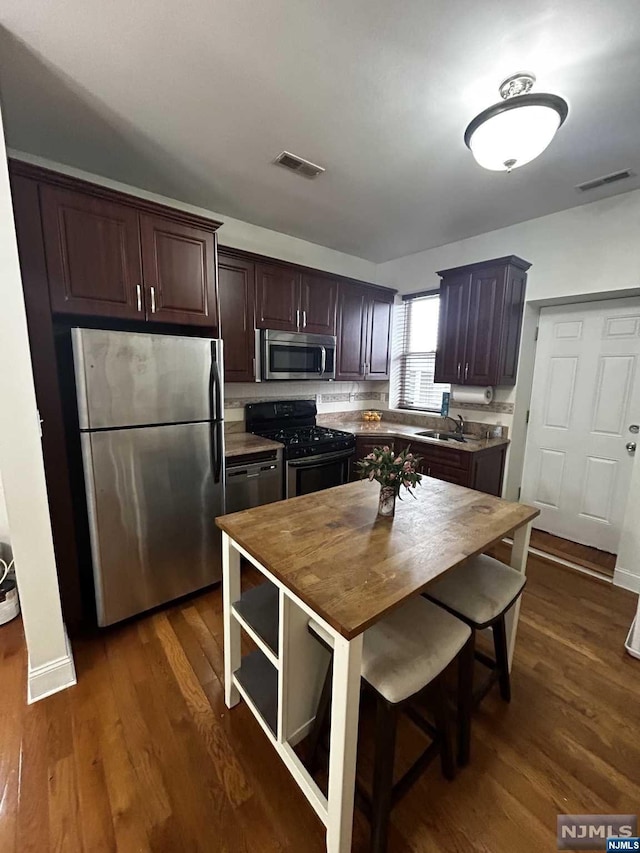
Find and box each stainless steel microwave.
[261,329,336,380]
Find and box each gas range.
[259,424,355,460]
[246,400,355,461]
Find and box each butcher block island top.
[216,478,539,640]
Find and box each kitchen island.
[216,478,538,853]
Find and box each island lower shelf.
[232,580,280,658]
[233,648,278,736]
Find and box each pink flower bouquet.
[355,445,422,498]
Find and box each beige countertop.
[224,432,283,459]
[317,418,509,453]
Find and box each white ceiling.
[1,0,639,263]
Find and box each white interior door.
[521,299,640,553]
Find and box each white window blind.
[397,293,450,412]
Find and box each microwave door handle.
[320,345,326,376]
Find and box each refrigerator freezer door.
[82,421,225,626]
[73,328,222,429]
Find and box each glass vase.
[378,485,396,517]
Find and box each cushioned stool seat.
[423,553,527,710]
[310,596,471,704]
[308,596,473,853]
[425,553,525,627]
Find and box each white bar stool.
[423,553,527,711]
[308,596,473,853]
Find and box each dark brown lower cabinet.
[351,434,507,496]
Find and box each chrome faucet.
[444,415,465,436]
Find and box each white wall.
[376,188,640,303]
[0,473,10,544]
[616,454,640,594]
[0,107,75,700]
[8,150,378,283]
[377,188,640,587]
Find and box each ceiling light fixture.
[464,73,568,172]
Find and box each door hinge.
[534,326,539,341]
[526,409,530,424]
[517,487,521,500]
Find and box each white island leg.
[222,531,241,708]
[326,631,364,853]
[506,521,533,671]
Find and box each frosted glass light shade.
[464,92,568,172]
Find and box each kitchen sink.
[415,430,476,443]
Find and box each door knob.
[626,442,637,453]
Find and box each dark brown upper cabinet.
[40,184,144,319]
[256,263,337,335]
[300,273,337,335]
[255,262,299,331]
[336,283,394,380]
[336,284,369,380]
[30,162,221,329]
[365,291,394,379]
[218,251,256,382]
[434,256,530,386]
[435,272,470,385]
[139,214,217,327]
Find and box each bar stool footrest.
[475,649,497,670]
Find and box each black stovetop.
[245,400,355,460]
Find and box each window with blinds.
[397,293,450,412]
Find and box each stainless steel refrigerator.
[72,328,225,626]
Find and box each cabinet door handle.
[296,308,300,329]
[136,284,142,312]
[427,466,431,476]
[150,285,156,313]
[303,310,307,328]
[457,362,461,380]
[464,362,469,380]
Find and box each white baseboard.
[27,625,77,704]
[613,567,640,594]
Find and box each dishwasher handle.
[227,462,279,479]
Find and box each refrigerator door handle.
[210,342,223,421]
[211,420,224,485]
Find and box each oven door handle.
[319,345,326,376]
[287,448,355,467]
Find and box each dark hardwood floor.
[530,528,617,578]
[1,546,638,852]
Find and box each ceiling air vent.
[274,151,325,179]
[576,169,633,192]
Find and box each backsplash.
[224,380,389,423]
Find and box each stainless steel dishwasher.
[225,448,283,513]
